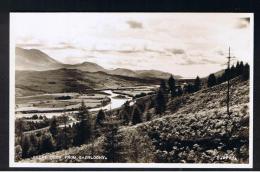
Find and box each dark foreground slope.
[21,78,249,163]
[135,78,249,163]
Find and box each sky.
[11,13,253,78]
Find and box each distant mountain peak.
[15,47,62,71]
[80,61,98,65]
[67,61,105,72]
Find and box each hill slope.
[21,78,250,163]
[106,68,138,78]
[15,47,63,71]
[16,68,160,96]
[64,62,105,72]
[135,78,249,163]
[136,69,182,79]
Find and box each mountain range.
[15,47,182,79]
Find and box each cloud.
[59,42,76,49]
[118,50,141,53]
[167,48,185,55]
[12,13,252,77]
[16,43,43,48]
[62,55,98,64]
[126,20,143,29]
[236,17,250,29]
[177,55,219,66]
[110,59,145,69]
[144,46,164,54]
[46,42,77,50]
[16,41,78,51]
[201,58,219,64]
[89,47,163,54]
[216,50,225,56]
[178,59,199,66]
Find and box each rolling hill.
[15,68,160,96]
[106,68,139,78]
[64,61,105,72]
[136,69,182,79]
[15,47,63,71]
[15,47,182,79]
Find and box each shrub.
[208,74,217,87]
[15,145,22,161]
[55,96,72,100]
[134,92,147,99]
[40,133,55,154]
[132,108,142,125]
[32,115,38,119]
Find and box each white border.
[9,12,254,168]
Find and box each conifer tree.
[61,114,69,149]
[235,61,240,76]
[242,63,250,80]
[230,65,236,79]
[39,133,54,154]
[73,101,92,146]
[96,109,105,127]
[102,121,125,162]
[194,76,201,91]
[176,87,183,96]
[49,116,58,138]
[132,108,142,125]
[184,84,194,93]
[160,79,167,92]
[122,101,131,125]
[21,135,30,158]
[238,61,244,75]
[155,90,166,115]
[207,74,217,87]
[168,75,176,97]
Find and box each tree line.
[154,61,250,117]
[208,61,249,87]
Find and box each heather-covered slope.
[135,78,250,163]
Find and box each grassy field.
[16,92,110,113]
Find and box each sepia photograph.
[9,13,253,168]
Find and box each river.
[16,90,134,119]
[89,90,133,112]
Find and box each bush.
[15,145,22,161]
[155,90,166,115]
[208,74,217,87]
[40,133,55,154]
[21,136,30,158]
[32,115,38,119]
[132,108,142,125]
[102,122,125,162]
[134,92,147,99]
[55,96,72,100]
